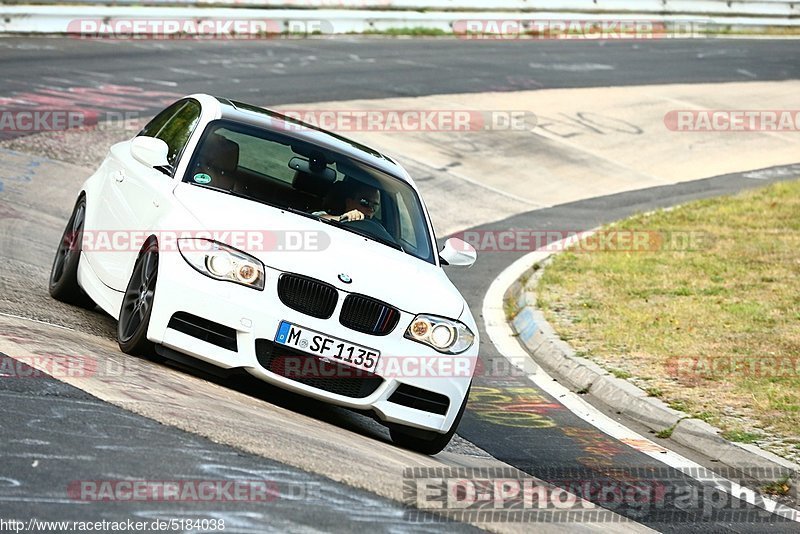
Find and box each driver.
[316,183,380,222]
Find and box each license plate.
[274,321,380,373]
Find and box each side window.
[138,99,201,169]
[217,129,297,184]
[157,101,202,167]
[139,100,184,138]
[396,192,418,249]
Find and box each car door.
[89,99,201,291]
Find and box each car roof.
[211,96,409,182]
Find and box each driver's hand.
[339,209,365,222]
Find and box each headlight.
[178,239,265,290]
[405,314,474,354]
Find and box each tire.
[49,196,96,309]
[389,384,471,455]
[117,240,159,356]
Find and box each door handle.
[113,170,125,183]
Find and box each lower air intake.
[255,339,383,399]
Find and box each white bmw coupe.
[49,94,479,454]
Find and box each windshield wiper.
[367,233,405,253]
[319,218,405,253]
[277,205,319,221]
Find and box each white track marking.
[529,63,615,72]
[4,454,95,460]
[0,312,76,332]
[0,497,88,504]
[131,77,177,87]
[483,240,800,522]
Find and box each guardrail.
[1,1,797,34]
[2,0,799,16]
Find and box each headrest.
[292,171,333,197]
[201,133,239,174]
[322,180,350,214]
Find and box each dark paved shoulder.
[0,353,478,533]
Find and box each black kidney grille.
[340,294,400,336]
[277,274,338,319]
[255,339,383,399]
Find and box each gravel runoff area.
[1,122,147,168]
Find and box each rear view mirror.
[440,238,477,267]
[288,157,336,182]
[131,136,169,168]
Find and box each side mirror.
[440,238,477,267]
[131,136,169,168]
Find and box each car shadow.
[169,354,394,445]
[55,302,398,448]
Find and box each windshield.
[183,120,435,264]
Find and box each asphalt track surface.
[0,360,477,533]
[1,37,799,120]
[1,37,799,532]
[449,165,800,532]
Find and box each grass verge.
[537,179,800,456]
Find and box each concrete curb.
[505,256,800,484]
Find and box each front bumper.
[146,252,477,433]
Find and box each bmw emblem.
[338,273,352,284]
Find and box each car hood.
[173,183,465,318]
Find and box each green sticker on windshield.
[193,173,212,184]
